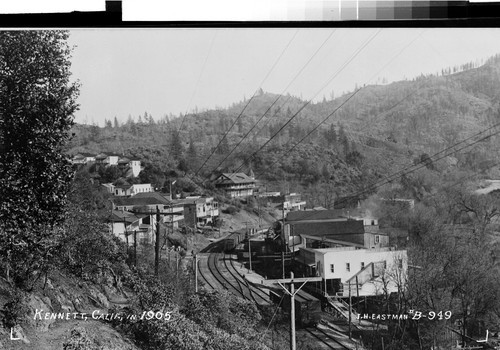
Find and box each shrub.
[63,327,101,350]
[223,206,239,215]
[2,290,29,329]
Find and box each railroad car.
[269,288,322,328]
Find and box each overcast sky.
[67,28,500,126]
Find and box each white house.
[129,159,142,177]
[118,157,142,177]
[103,183,154,197]
[108,210,156,245]
[95,152,120,166]
[173,196,220,227]
[71,152,96,165]
[299,246,407,297]
[111,192,184,228]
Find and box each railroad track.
[303,327,351,350]
[223,253,270,305]
[197,255,216,290]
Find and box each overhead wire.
[332,122,500,210]
[260,293,286,342]
[193,30,300,177]
[375,157,500,231]
[249,29,426,179]
[227,28,382,175]
[278,121,500,226]
[210,29,338,173]
[178,31,218,133]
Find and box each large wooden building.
[214,172,256,198]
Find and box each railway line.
[196,231,362,350]
[303,327,351,350]
[223,253,270,305]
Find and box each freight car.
[269,288,322,328]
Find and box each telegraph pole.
[348,280,352,339]
[246,222,252,271]
[259,272,322,350]
[194,254,199,293]
[155,206,160,276]
[134,230,137,267]
[282,203,286,278]
[124,216,129,254]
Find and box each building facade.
[299,246,407,297]
[175,196,220,228]
[111,192,184,228]
[214,172,256,198]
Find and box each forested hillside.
[68,54,500,206]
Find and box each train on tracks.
[269,288,322,328]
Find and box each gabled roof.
[73,152,95,158]
[133,192,169,201]
[95,152,109,159]
[215,172,255,185]
[118,157,130,164]
[172,198,205,206]
[109,210,140,223]
[112,193,171,207]
[287,208,374,222]
[292,220,365,237]
[287,209,345,222]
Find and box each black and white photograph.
[2,27,500,350]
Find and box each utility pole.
[134,230,137,267]
[246,222,252,271]
[248,238,252,271]
[348,280,352,340]
[155,206,160,276]
[260,272,322,350]
[170,203,174,264]
[194,254,199,293]
[124,216,129,255]
[282,203,286,278]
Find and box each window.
[361,262,365,269]
[375,235,380,244]
[330,264,334,273]
[346,263,350,272]
[371,220,375,225]
[398,259,403,269]
[383,261,387,269]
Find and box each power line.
[377,157,500,230]
[250,29,426,179]
[193,30,300,177]
[359,120,500,194]
[229,29,382,175]
[251,88,363,178]
[210,30,337,173]
[279,123,500,226]
[332,122,500,210]
[178,31,218,133]
[245,30,426,176]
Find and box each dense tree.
[187,139,198,172]
[0,31,79,288]
[216,135,230,155]
[99,165,122,183]
[170,129,184,160]
[139,163,166,190]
